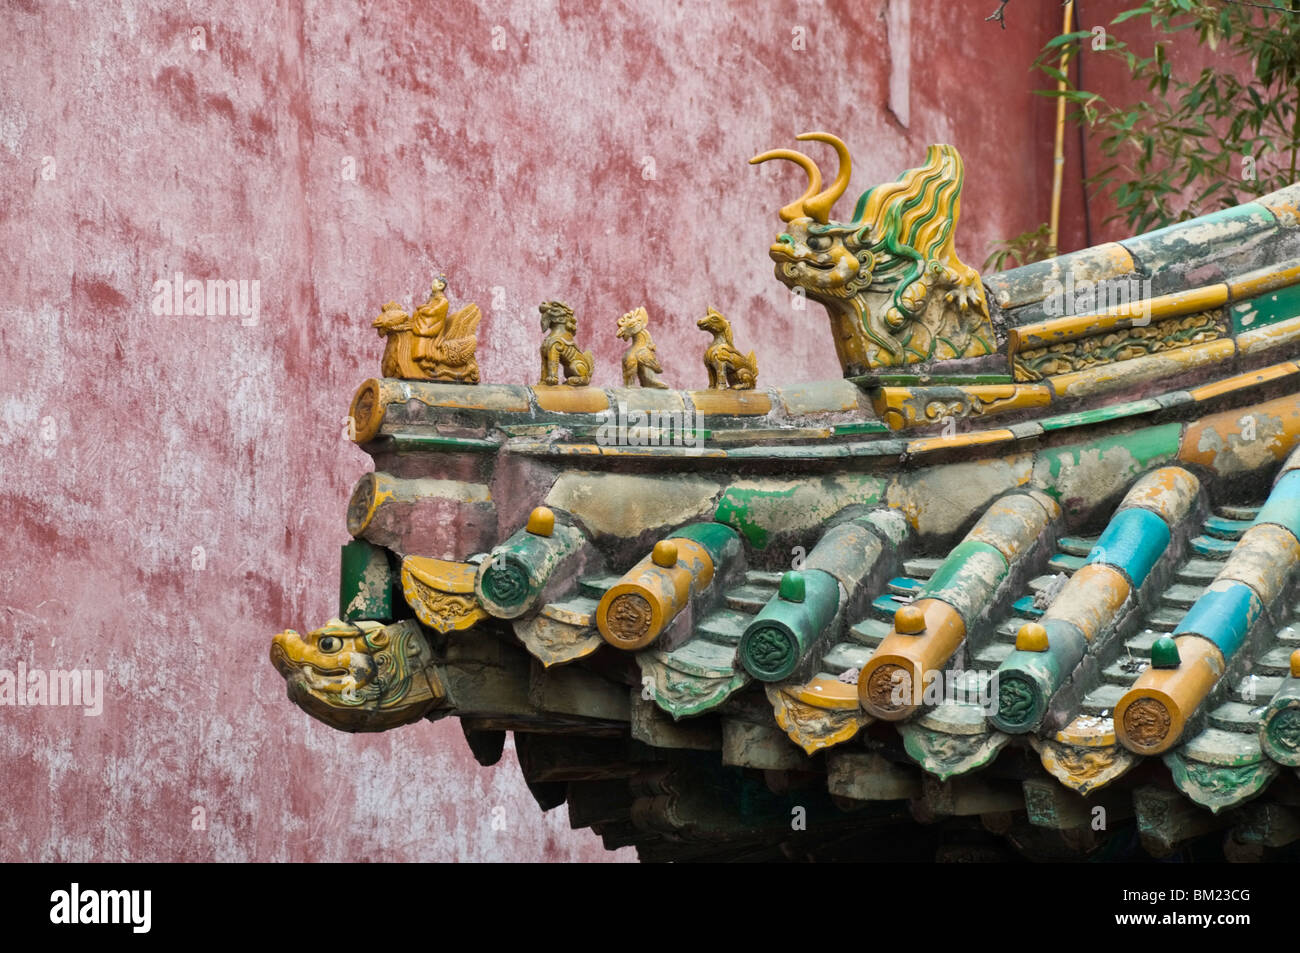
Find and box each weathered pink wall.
[2,1,1065,861]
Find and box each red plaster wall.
[1,1,1066,861]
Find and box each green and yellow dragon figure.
[751,132,994,374]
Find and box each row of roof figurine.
[372,277,758,391]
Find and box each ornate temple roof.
[271,139,1300,861]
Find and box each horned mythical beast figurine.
[616,306,669,389]
[697,306,757,390]
[751,132,995,374]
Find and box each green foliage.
[983,222,1055,272]
[1035,0,1300,234]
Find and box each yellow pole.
[1049,0,1075,255]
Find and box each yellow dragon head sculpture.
[269,618,444,732]
[751,132,995,374]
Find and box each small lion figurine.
[538,301,594,386]
[697,306,757,390]
[616,306,668,389]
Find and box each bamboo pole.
[1049,0,1076,254]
